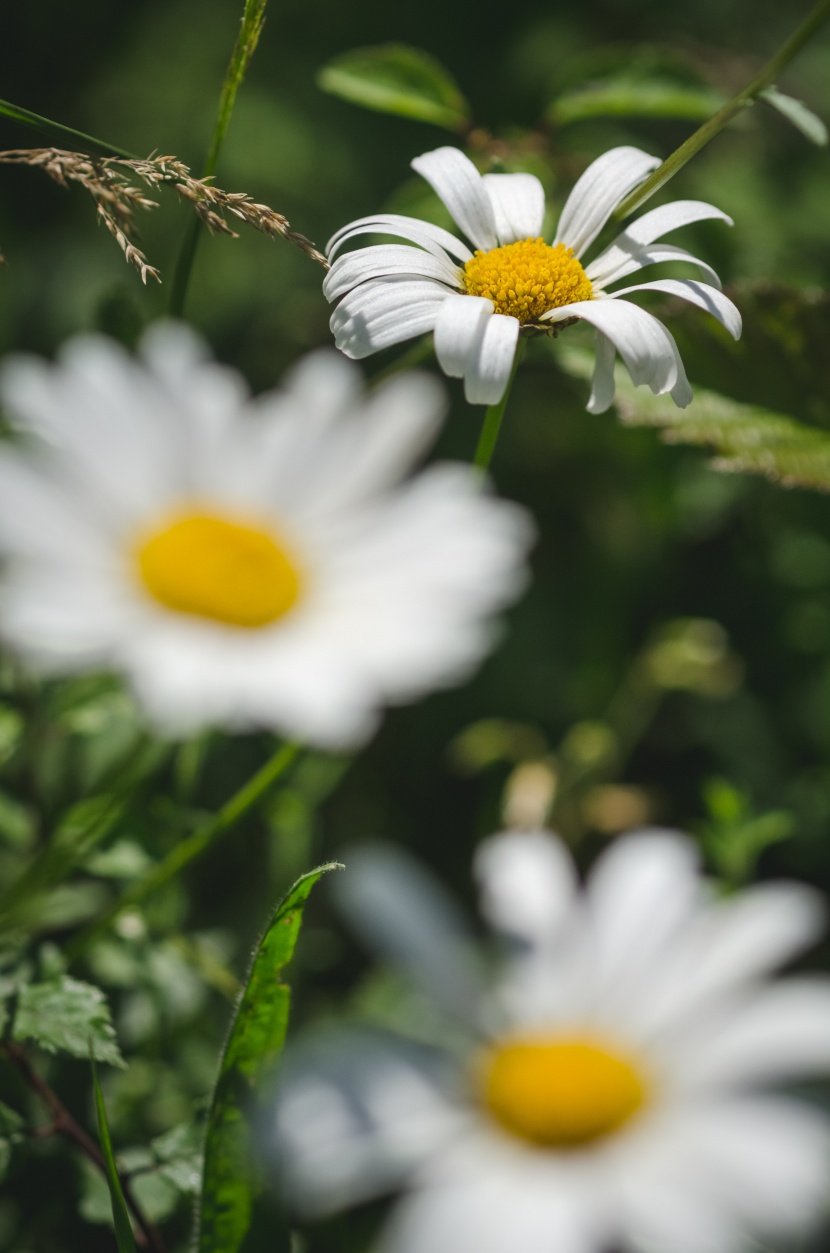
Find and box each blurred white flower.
[275,829,830,1253]
[0,325,532,746]
[326,145,740,409]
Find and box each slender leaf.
[760,85,828,145]
[197,862,342,1253]
[0,97,135,158]
[548,78,723,127]
[317,44,470,131]
[92,1060,138,1253]
[13,975,124,1067]
[556,344,830,492]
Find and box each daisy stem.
[614,0,830,221]
[472,339,526,471]
[65,739,300,963]
[169,0,269,317]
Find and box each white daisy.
[275,830,830,1253]
[325,145,741,411]
[0,324,532,747]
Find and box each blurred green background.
[3,0,830,1249]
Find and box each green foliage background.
[2,0,830,1250]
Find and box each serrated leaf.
[548,78,723,126]
[92,1060,138,1253]
[197,862,342,1253]
[317,44,469,131]
[760,86,828,146]
[13,975,124,1067]
[556,344,830,492]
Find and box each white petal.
[295,372,448,516]
[482,173,546,245]
[617,1099,830,1253]
[587,331,617,414]
[545,298,677,394]
[274,1032,463,1215]
[327,213,472,264]
[411,148,498,252]
[631,881,825,1039]
[433,295,494,379]
[677,979,830,1090]
[332,844,484,1021]
[554,147,661,258]
[463,314,520,406]
[382,1171,601,1253]
[586,199,732,284]
[330,278,447,358]
[324,245,461,301]
[610,279,742,340]
[585,830,700,1002]
[622,198,733,246]
[661,319,694,409]
[474,830,578,949]
[588,243,724,290]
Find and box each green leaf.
[13,975,124,1067]
[0,96,135,158]
[548,78,723,126]
[556,344,830,492]
[699,778,794,885]
[197,862,342,1253]
[317,44,469,131]
[760,85,828,145]
[92,1060,138,1253]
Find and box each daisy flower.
[275,829,830,1253]
[0,325,531,747]
[325,146,741,411]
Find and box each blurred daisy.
[326,146,740,410]
[0,325,531,746]
[275,830,830,1253]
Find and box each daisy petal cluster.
[275,829,830,1253]
[0,325,532,747]
[325,146,741,410]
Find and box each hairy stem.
[3,1043,166,1253]
[66,740,301,961]
[614,0,830,220]
[473,339,527,471]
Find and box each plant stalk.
[472,338,527,471]
[66,740,300,961]
[169,0,269,316]
[614,0,830,220]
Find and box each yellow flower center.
[136,511,302,629]
[462,238,593,324]
[480,1035,648,1148]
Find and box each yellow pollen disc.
[480,1036,647,1148]
[136,511,302,629]
[462,238,593,324]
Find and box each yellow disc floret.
[462,238,593,324]
[480,1035,648,1149]
[136,511,302,629]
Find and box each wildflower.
[275,830,830,1253]
[0,325,531,746]
[326,146,740,410]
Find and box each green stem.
[472,338,526,471]
[614,0,830,221]
[0,737,168,929]
[0,97,136,159]
[66,739,300,962]
[169,0,269,317]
